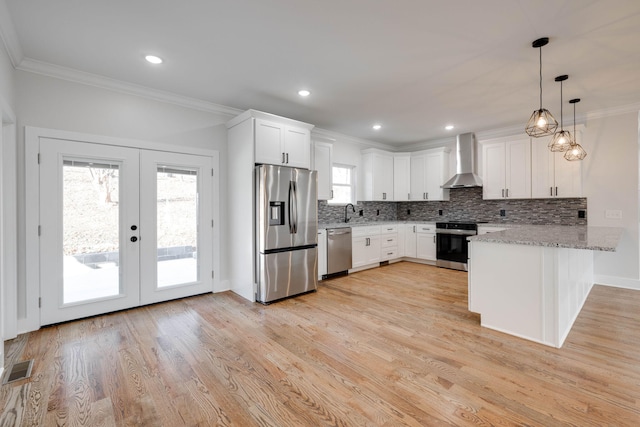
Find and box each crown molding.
[16,57,243,117]
[585,101,640,121]
[0,0,24,67]
[312,127,393,150]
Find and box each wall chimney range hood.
[441,132,483,188]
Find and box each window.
[330,164,355,204]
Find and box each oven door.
[436,232,470,270]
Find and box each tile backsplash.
[318,187,587,225]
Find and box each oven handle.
[436,230,477,236]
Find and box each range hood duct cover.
[441,132,483,188]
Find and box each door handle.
[426,192,428,200]
[555,186,558,196]
[282,152,285,164]
[131,225,137,231]
[286,153,289,164]
[550,186,553,196]
[502,189,504,198]
[130,236,138,242]
[506,188,509,197]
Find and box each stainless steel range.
[435,222,479,271]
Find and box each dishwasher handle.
[327,228,352,236]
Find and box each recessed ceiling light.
[445,125,454,130]
[298,89,311,97]
[372,124,382,130]
[145,55,163,65]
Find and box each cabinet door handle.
[506,188,509,197]
[555,186,558,196]
[330,190,333,199]
[433,235,436,243]
[408,192,410,200]
[366,237,370,246]
[282,152,286,164]
[286,153,289,164]
[423,192,426,199]
[413,226,416,233]
[383,192,386,200]
[502,189,504,198]
[550,186,553,196]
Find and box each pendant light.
[548,75,573,152]
[525,37,558,137]
[564,98,587,161]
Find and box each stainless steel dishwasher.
[326,227,352,276]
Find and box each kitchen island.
[467,225,622,348]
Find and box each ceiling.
[3,0,640,146]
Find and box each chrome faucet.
[344,203,356,223]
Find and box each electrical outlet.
[605,209,622,219]
[376,209,380,216]
[578,209,586,219]
[500,209,506,217]
[407,209,410,215]
[359,209,363,216]
[438,209,443,216]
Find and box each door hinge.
[37,153,40,164]
[38,297,41,308]
[38,225,41,236]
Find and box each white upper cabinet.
[393,153,411,201]
[410,148,450,201]
[481,136,531,199]
[531,134,582,198]
[226,110,313,169]
[313,140,333,200]
[361,148,394,201]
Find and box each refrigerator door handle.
[289,180,298,234]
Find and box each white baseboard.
[215,279,231,293]
[594,275,640,290]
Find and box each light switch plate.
[605,209,623,219]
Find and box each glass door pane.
[156,166,199,288]
[62,160,121,303]
[139,151,213,305]
[39,138,140,326]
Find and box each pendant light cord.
[539,47,543,109]
[560,80,563,128]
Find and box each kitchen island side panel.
[468,241,594,348]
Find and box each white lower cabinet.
[416,223,437,261]
[352,226,381,268]
[318,229,327,280]
[403,224,417,258]
[380,225,399,261]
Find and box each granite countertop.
[467,225,623,252]
[319,220,436,229]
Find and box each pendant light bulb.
[525,38,558,137]
[549,75,573,152]
[564,98,587,161]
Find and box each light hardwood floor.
[2,262,640,426]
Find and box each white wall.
[14,71,234,332]
[0,36,16,369]
[584,111,640,288]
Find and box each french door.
[39,138,213,325]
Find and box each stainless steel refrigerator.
[255,165,318,303]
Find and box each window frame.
[328,163,356,205]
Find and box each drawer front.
[381,236,397,248]
[380,225,398,234]
[417,224,436,233]
[352,225,381,237]
[380,248,398,261]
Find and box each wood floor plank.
[3,262,640,426]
